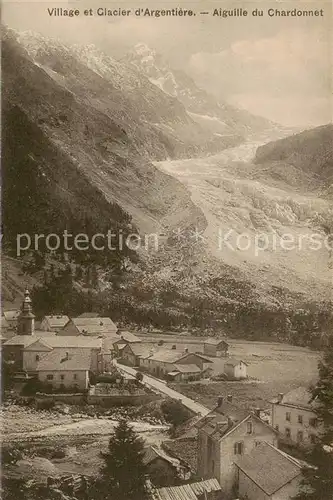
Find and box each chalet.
[3,309,20,328]
[203,338,229,357]
[113,331,141,355]
[58,316,117,338]
[1,316,15,339]
[22,336,103,373]
[121,343,156,367]
[271,387,321,447]
[196,396,278,497]
[35,349,92,391]
[143,446,189,487]
[40,315,70,332]
[145,350,213,379]
[224,359,248,380]
[235,442,304,500]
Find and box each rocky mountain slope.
[254,124,333,196]
[2,27,209,240]
[125,43,282,139]
[154,125,333,305]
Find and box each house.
[121,343,156,367]
[23,336,104,373]
[3,309,20,328]
[271,387,321,447]
[179,352,213,372]
[3,335,41,371]
[147,478,222,500]
[58,316,117,338]
[234,441,304,500]
[4,334,103,373]
[168,364,203,382]
[35,349,92,391]
[203,338,229,357]
[143,446,186,486]
[196,396,278,497]
[113,331,141,355]
[146,350,213,379]
[40,315,70,332]
[1,315,15,339]
[224,359,248,380]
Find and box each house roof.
[204,337,229,346]
[39,336,103,349]
[125,343,156,358]
[187,353,213,363]
[151,478,221,500]
[43,315,70,328]
[173,364,202,374]
[271,387,317,410]
[225,358,248,367]
[68,317,117,336]
[4,334,102,350]
[195,401,250,440]
[114,331,141,344]
[3,310,20,322]
[143,446,179,468]
[148,349,186,364]
[33,330,57,337]
[234,442,303,495]
[36,349,92,371]
[3,335,39,347]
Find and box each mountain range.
[124,42,282,139]
[2,27,332,340]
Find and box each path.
[114,361,210,416]
[3,418,169,441]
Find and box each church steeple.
[17,289,35,335]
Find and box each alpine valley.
[2,27,332,344]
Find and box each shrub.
[161,399,192,427]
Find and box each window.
[255,441,261,447]
[73,374,77,380]
[285,428,291,439]
[298,415,303,424]
[309,418,318,428]
[310,434,317,444]
[234,442,244,455]
[297,431,304,443]
[46,374,54,380]
[60,374,65,380]
[247,421,253,434]
[286,412,291,422]
[35,355,40,362]
[275,425,279,432]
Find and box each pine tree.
[294,348,333,499]
[96,419,147,500]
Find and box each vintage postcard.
[1,0,332,499]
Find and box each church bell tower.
[17,289,35,335]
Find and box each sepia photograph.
[1,0,332,499]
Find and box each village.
[1,289,324,500]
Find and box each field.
[2,404,169,482]
[168,339,320,410]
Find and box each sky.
[2,0,332,127]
